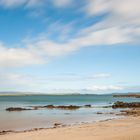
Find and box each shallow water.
[0,94,139,131]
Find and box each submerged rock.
[96,112,103,114]
[45,105,55,109]
[7,104,92,112]
[120,109,140,116]
[32,105,86,110]
[112,101,140,108]
[0,130,13,135]
[54,123,62,127]
[6,107,31,111]
[84,104,92,107]
[53,105,81,110]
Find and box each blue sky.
[0,0,140,94]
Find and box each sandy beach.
[0,116,140,140]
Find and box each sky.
[0,0,140,94]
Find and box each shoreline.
[0,116,140,140]
[0,116,122,135]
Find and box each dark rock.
[0,130,13,135]
[54,123,62,127]
[31,105,81,110]
[45,105,55,109]
[96,112,103,114]
[120,109,140,116]
[112,101,140,108]
[102,106,112,108]
[84,104,92,107]
[56,105,81,110]
[6,107,31,111]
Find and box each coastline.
[0,116,140,140]
[0,114,121,136]
[0,116,123,135]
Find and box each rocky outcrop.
[45,105,81,110]
[112,101,140,108]
[54,123,62,128]
[6,104,93,112]
[84,104,91,107]
[120,109,140,116]
[6,107,31,111]
[32,104,93,110]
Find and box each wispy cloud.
[0,42,44,67]
[0,28,127,68]
[0,0,140,93]
[0,72,111,92]
[90,73,111,79]
[0,71,140,93]
[0,0,41,8]
[86,85,124,92]
[83,0,140,43]
[52,0,72,7]
[0,0,72,8]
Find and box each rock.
[96,112,103,114]
[54,123,62,127]
[56,105,81,110]
[31,105,81,110]
[0,130,13,135]
[32,106,40,110]
[6,107,31,111]
[84,104,91,107]
[120,109,140,116]
[112,101,140,108]
[102,106,112,108]
[45,105,55,109]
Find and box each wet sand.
[0,116,140,140]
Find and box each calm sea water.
[0,94,139,131]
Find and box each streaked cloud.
[91,73,111,79]
[86,85,124,92]
[84,0,140,43]
[0,0,40,8]
[52,0,72,7]
[0,0,139,68]
[0,0,140,93]
[0,0,72,8]
[0,42,44,67]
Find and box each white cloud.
[0,0,26,8]
[0,0,72,8]
[84,0,140,43]
[0,43,44,67]
[86,0,140,21]
[87,85,124,92]
[0,0,41,8]
[52,0,72,7]
[0,71,139,93]
[0,0,140,68]
[91,73,111,79]
[0,25,134,68]
[86,0,111,16]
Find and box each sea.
[0,94,139,131]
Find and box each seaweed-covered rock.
[31,105,81,110]
[84,104,92,107]
[55,105,81,110]
[44,105,55,109]
[54,123,62,127]
[112,101,140,108]
[120,109,140,116]
[6,107,31,111]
